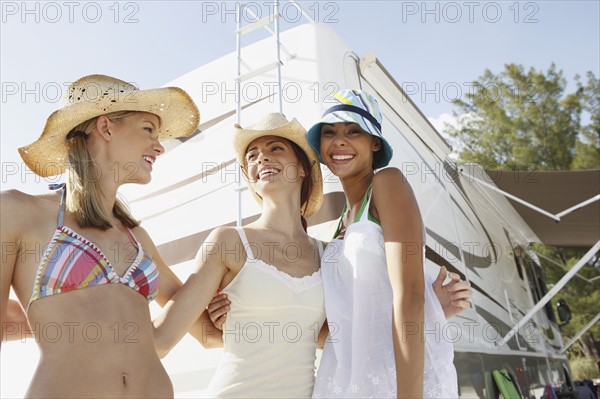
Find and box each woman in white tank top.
[153,113,328,397]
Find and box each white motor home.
[3,12,596,399]
[116,19,587,398]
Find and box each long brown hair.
[288,140,313,232]
[65,111,140,230]
[242,138,314,232]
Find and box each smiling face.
[108,112,164,184]
[244,135,306,198]
[319,122,381,178]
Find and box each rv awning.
[485,169,600,249]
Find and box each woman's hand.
[207,293,231,330]
[432,266,473,319]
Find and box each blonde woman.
[0,75,199,398]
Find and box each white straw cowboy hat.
[233,113,323,218]
[18,74,200,177]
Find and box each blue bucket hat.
[307,89,393,169]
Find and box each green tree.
[447,63,585,170]
[447,64,600,360]
[572,71,600,169]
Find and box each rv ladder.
[233,1,312,226]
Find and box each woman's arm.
[3,300,32,341]
[187,309,224,349]
[137,227,183,309]
[1,191,23,346]
[136,226,226,349]
[152,227,232,357]
[373,169,425,398]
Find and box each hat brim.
[233,118,323,218]
[307,114,393,169]
[19,86,199,177]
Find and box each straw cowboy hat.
[18,74,200,177]
[233,113,323,218]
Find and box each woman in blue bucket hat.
[307,89,463,398]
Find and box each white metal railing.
[560,312,600,353]
[496,241,600,347]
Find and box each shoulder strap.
[332,203,347,239]
[49,183,67,226]
[333,183,374,237]
[235,227,255,261]
[356,184,374,223]
[125,227,141,246]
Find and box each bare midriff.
[24,285,172,399]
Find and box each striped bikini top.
[27,185,159,311]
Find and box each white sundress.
[313,189,458,398]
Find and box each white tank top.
[208,227,326,398]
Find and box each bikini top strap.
[125,227,141,247]
[332,202,347,239]
[49,183,67,226]
[357,183,374,223]
[235,227,255,261]
[332,183,374,238]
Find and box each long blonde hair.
[65,111,139,229]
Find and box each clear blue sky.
[2,1,599,192]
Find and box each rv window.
[522,255,557,323]
[523,256,542,303]
[537,274,557,323]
